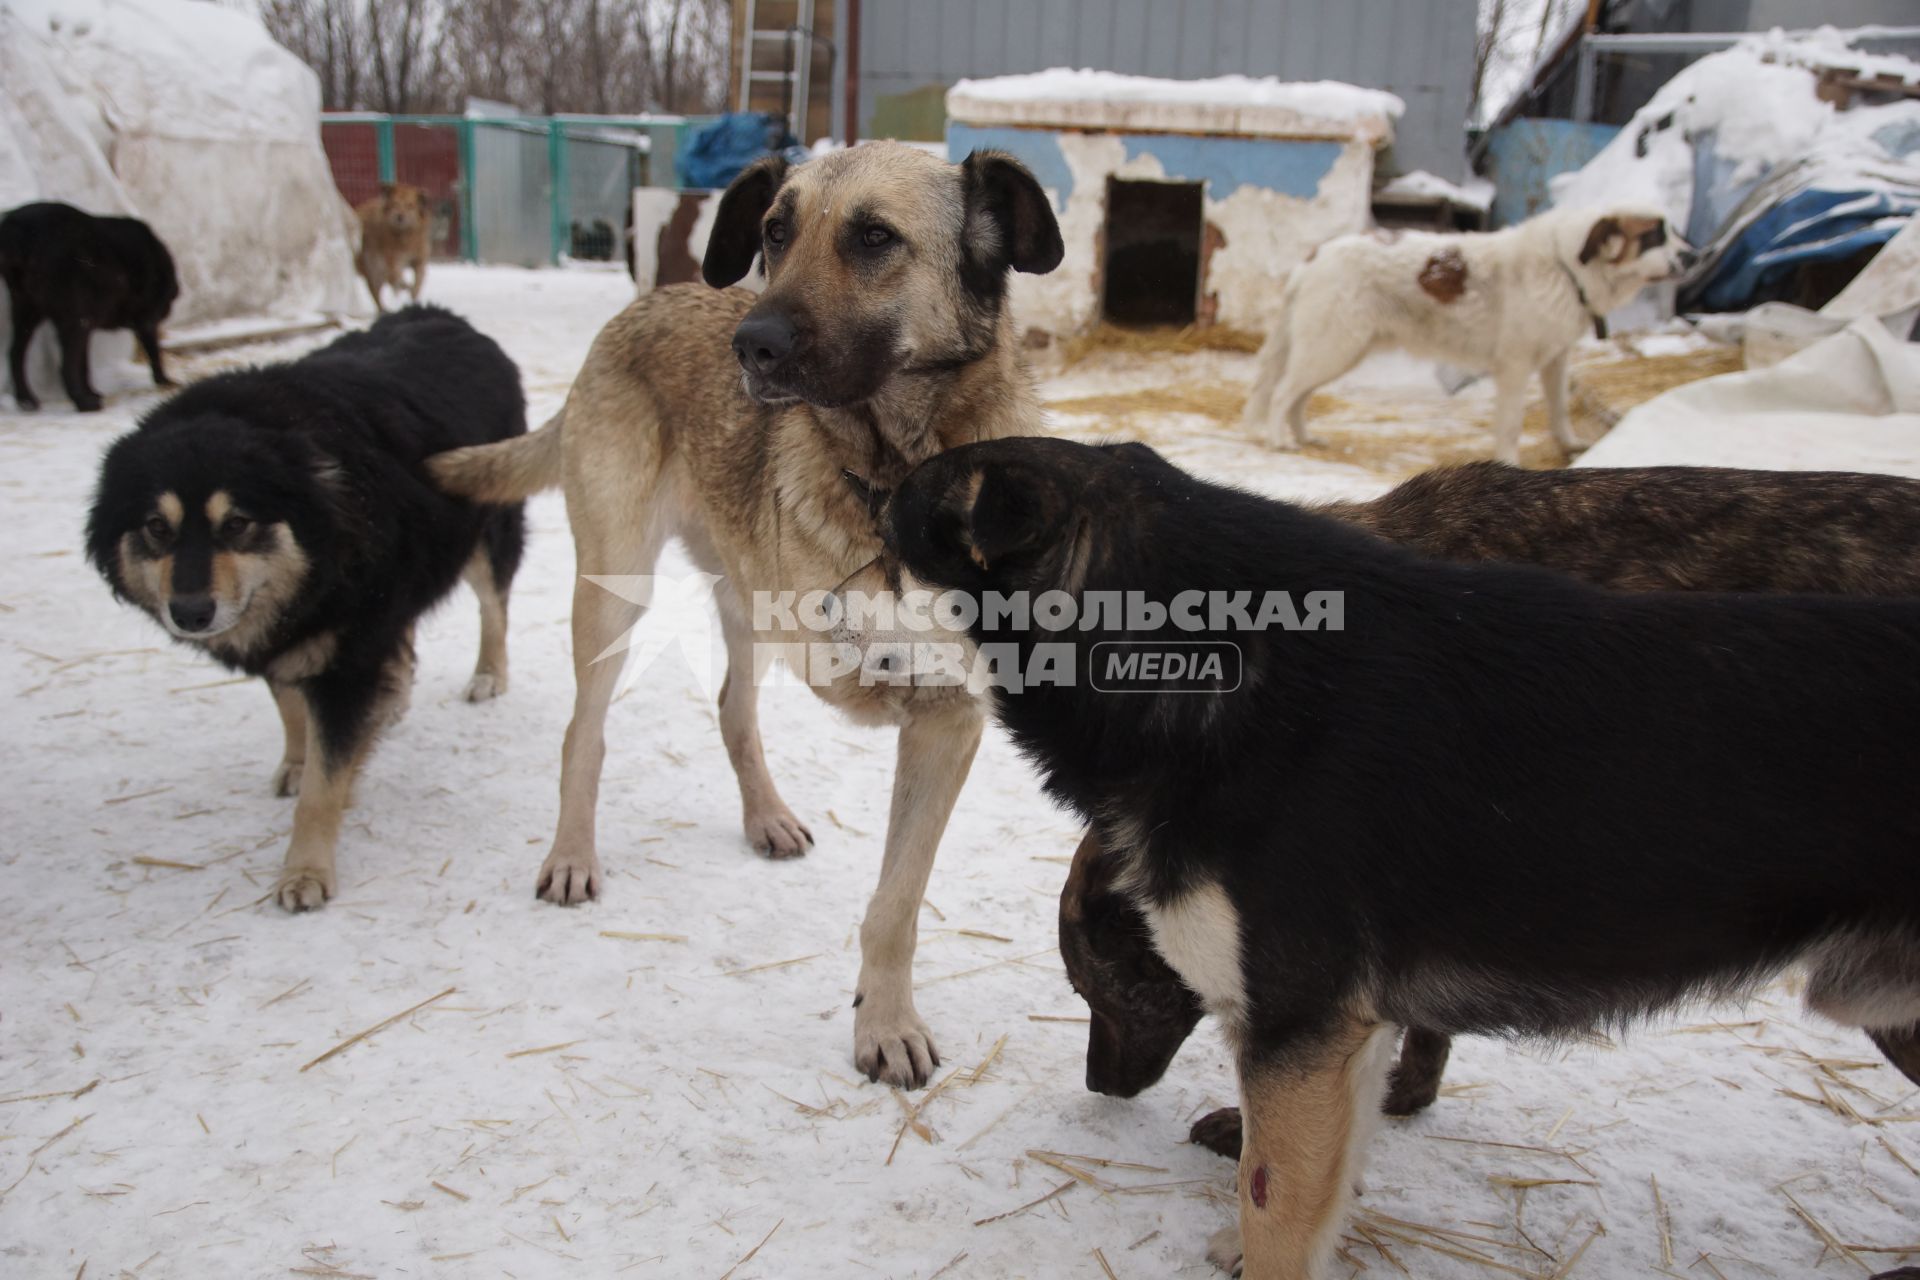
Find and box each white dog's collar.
[1558,260,1608,340]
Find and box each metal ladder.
[737,0,824,143]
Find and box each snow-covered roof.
[947,69,1402,144]
[1554,28,1920,228]
[1378,169,1495,212]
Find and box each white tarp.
[1,0,364,403]
[1579,316,1920,478]
[1825,210,1920,320]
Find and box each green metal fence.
[321,113,709,266]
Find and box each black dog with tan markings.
[848,438,1920,1280]
[1058,460,1920,1156]
[87,305,526,911]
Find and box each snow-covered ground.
[2,265,1915,1279]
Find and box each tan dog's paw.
[276,866,334,913]
[1206,1224,1244,1277]
[745,805,813,859]
[463,671,506,702]
[536,847,602,905]
[854,1000,939,1088]
[272,758,305,798]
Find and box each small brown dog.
[1058,459,1920,1159]
[355,183,431,311]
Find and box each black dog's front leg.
[272,650,409,912]
[7,294,40,409]
[1190,1024,1458,1160]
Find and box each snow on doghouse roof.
[947,68,1402,144]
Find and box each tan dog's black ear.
[961,150,1065,277]
[955,465,1046,571]
[1579,215,1624,265]
[703,155,789,288]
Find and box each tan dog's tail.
[430,411,564,502]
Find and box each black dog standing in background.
[2,201,180,411]
[88,305,526,912]
[851,437,1920,1280]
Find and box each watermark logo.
[584,576,1341,695]
[1090,641,1242,693]
[583,572,726,698]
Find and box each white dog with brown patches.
[1242,205,1693,464]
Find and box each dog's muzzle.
[733,310,798,379]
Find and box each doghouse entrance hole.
[1102,179,1204,327]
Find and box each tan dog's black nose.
[733,311,797,376]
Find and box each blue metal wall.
[946,123,1347,202]
[857,0,1479,181]
[1480,119,1621,228]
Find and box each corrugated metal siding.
[857,0,1479,181]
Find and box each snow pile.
[949,68,1401,143]
[0,0,363,339]
[1378,168,1495,211]
[1553,27,1920,233]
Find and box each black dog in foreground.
[1058,460,1920,1155]
[845,438,1920,1280]
[3,201,179,411]
[88,305,526,911]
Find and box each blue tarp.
[1679,123,1920,312]
[1691,187,1920,311]
[674,112,802,190]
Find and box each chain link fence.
[321,114,704,267]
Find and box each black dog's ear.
[961,150,1065,277]
[841,469,889,519]
[703,155,790,288]
[1578,215,1624,265]
[955,465,1046,571]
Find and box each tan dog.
[355,182,431,311]
[429,142,1062,1087]
[1243,204,1694,464]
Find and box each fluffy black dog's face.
[1060,832,1204,1096]
[87,419,319,657]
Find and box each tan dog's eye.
[765,219,787,247]
[143,515,171,542]
[861,226,894,249]
[219,514,253,539]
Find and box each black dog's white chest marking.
[1142,881,1247,1024]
